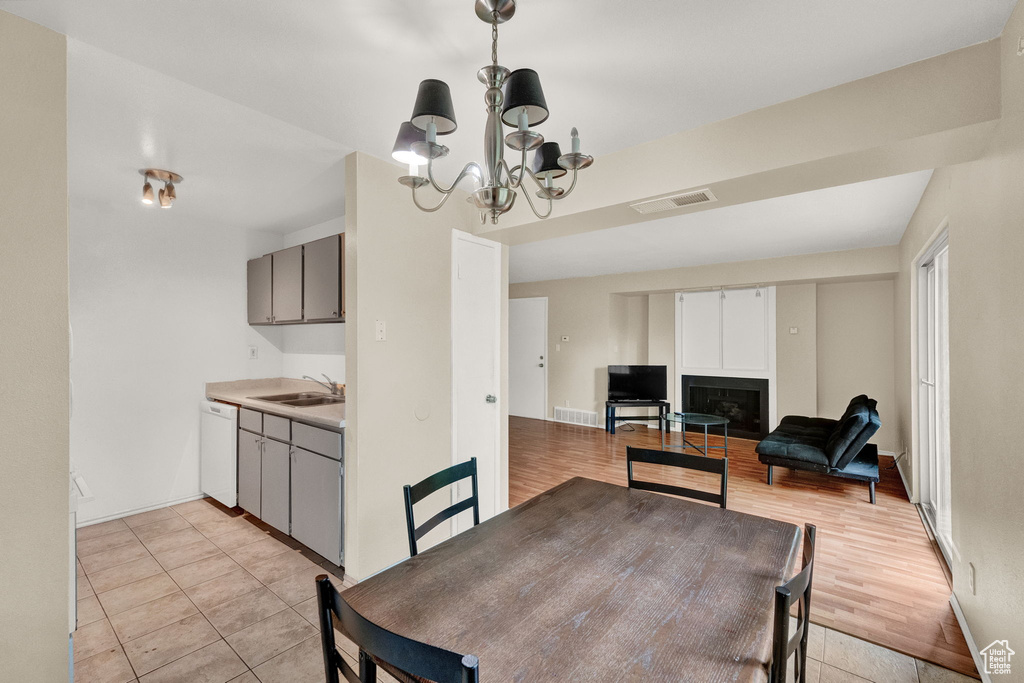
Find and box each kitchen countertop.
[206,378,345,430]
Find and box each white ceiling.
[0,1,1014,237]
[509,170,934,283]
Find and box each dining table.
[342,476,802,682]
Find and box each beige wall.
[344,152,507,580]
[892,3,1024,656]
[816,280,897,452]
[0,11,70,680]
[776,284,818,419]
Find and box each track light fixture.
[139,169,183,208]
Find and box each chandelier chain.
[491,12,498,65]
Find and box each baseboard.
[894,456,915,502]
[950,592,991,683]
[77,492,208,527]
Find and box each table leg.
[704,427,708,457]
[724,424,728,459]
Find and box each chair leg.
[359,650,377,683]
[766,464,773,485]
[869,481,876,504]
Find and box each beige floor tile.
[916,659,978,682]
[74,645,135,683]
[251,635,324,683]
[225,607,317,668]
[292,597,320,630]
[185,569,264,611]
[78,529,143,558]
[167,553,242,590]
[77,595,106,627]
[191,516,252,539]
[153,538,222,571]
[88,556,165,593]
[823,630,918,683]
[208,525,271,552]
[790,617,826,661]
[265,565,323,606]
[819,663,871,682]
[80,542,152,574]
[203,586,288,637]
[224,537,292,568]
[79,573,95,598]
[245,550,317,586]
[109,591,199,643]
[180,504,242,525]
[124,507,180,529]
[74,618,120,661]
[132,516,192,541]
[77,518,129,542]
[170,497,215,516]
[78,558,86,577]
[122,613,220,676]
[139,639,246,683]
[227,672,260,683]
[143,528,208,555]
[786,654,822,683]
[98,573,180,616]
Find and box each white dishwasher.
[201,401,238,508]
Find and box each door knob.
[485,395,497,403]
[539,363,544,367]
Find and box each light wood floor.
[508,417,978,678]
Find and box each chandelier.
[392,0,593,225]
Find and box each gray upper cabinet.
[246,254,272,324]
[272,245,303,323]
[247,234,344,326]
[303,235,343,322]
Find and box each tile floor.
[73,497,979,682]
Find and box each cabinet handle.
[265,316,271,322]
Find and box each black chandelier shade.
[532,141,567,180]
[411,79,458,134]
[392,121,427,165]
[501,68,549,127]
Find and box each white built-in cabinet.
[678,287,772,372]
[247,234,344,325]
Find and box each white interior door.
[452,231,502,533]
[509,297,547,419]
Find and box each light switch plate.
[789,327,799,335]
[248,345,259,360]
[375,320,387,342]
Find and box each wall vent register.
[629,188,718,215]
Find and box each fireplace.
[680,375,769,440]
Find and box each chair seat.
[755,417,833,469]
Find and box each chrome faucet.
[303,373,342,396]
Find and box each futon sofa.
[755,395,882,503]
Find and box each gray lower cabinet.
[246,254,273,324]
[237,429,262,517]
[272,245,303,322]
[261,438,291,534]
[290,447,342,565]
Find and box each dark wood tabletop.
[343,477,802,682]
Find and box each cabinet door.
[290,447,342,564]
[247,255,273,324]
[237,431,261,517]
[261,438,291,534]
[272,245,303,322]
[303,235,342,322]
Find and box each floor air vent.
[629,188,718,215]
[553,406,600,428]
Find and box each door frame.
[450,229,504,529]
[509,296,548,420]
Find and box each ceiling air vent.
[629,188,718,215]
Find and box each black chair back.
[316,575,480,683]
[626,447,728,508]
[403,458,480,557]
[770,524,817,683]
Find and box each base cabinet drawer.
[290,447,342,564]
[292,422,342,460]
[237,430,262,517]
[261,439,291,534]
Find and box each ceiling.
[1,1,1015,238]
[509,170,934,283]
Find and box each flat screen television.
[607,365,667,401]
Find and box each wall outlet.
[248,345,258,360]
[1018,35,1024,56]
[564,400,570,407]
[789,327,799,335]
[375,320,386,342]
[969,562,977,595]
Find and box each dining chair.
[403,457,480,556]
[769,524,817,683]
[316,575,480,683]
[625,446,728,508]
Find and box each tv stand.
[605,400,670,435]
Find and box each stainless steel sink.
[280,396,345,407]
[250,392,328,402]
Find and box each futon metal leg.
[766,465,773,485]
[869,481,876,504]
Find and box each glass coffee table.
[662,412,729,457]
